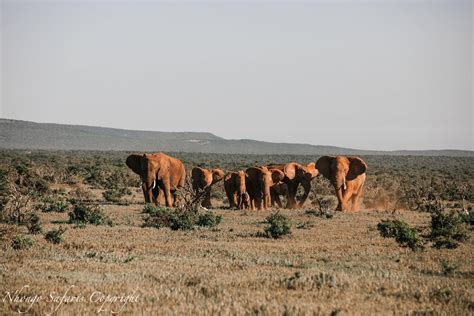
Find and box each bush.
[142,206,175,228]
[102,186,130,203]
[11,234,33,250]
[430,210,469,249]
[460,208,474,227]
[46,200,68,213]
[44,226,66,244]
[68,203,113,226]
[143,206,196,231]
[377,219,423,251]
[263,212,291,239]
[196,212,222,228]
[142,205,221,230]
[26,212,42,234]
[440,260,460,276]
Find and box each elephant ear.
[283,162,298,180]
[191,167,205,180]
[211,169,225,184]
[316,156,334,180]
[270,169,285,184]
[305,162,318,178]
[126,154,143,176]
[347,157,367,180]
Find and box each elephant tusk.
[343,177,347,191]
[152,179,156,189]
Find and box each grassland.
[0,150,473,315]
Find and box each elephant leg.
[162,178,173,208]
[249,197,255,210]
[202,188,212,208]
[141,182,150,203]
[225,188,235,209]
[350,181,365,212]
[285,184,298,209]
[255,194,263,210]
[350,194,360,212]
[157,188,165,206]
[273,193,283,208]
[152,185,160,205]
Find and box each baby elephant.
[316,156,367,212]
[224,171,249,209]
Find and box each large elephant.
[191,167,225,208]
[224,171,250,209]
[125,152,186,207]
[246,166,285,210]
[316,156,367,212]
[266,162,318,208]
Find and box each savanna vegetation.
[0,149,472,315]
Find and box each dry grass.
[1,185,473,315]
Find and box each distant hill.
[0,118,472,157]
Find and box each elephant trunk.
[145,177,156,204]
[298,181,311,207]
[142,182,150,203]
[334,175,347,211]
[263,183,271,210]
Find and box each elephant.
[224,171,250,209]
[245,166,285,210]
[266,162,318,208]
[191,167,225,208]
[315,156,367,212]
[125,152,186,207]
[270,182,289,208]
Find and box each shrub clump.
[25,212,42,234]
[430,210,469,249]
[142,205,221,230]
[460,208,474,227]
[11,234,34,250]
[68,203,113,226]
[43,200,69,213]
[44,226,66,244]
[196,212,222,228]
[102,186,130,203]
[377,219,424,251]
[263,212,291,239]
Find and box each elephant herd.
[126,152,368,212]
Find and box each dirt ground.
[1,187,473,315]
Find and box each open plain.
[0,151,473,315]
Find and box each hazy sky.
[1,0,472,151]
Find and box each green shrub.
[102,186,129,203]
[263,212,291,239]
[142,205,220,230]
[11,234,33,250]
[48,200,68,212]
[377,219,423,251]
[44,226,66,244]
[68,203,113,226]
[431,210,468,249]
[168,210,197,231]
[26,212,42,234]
[142,206,175,228]
[196,212,222,228]
[440,260,460,276]
[460,208,473,227]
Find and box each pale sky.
[1,0,473,151]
